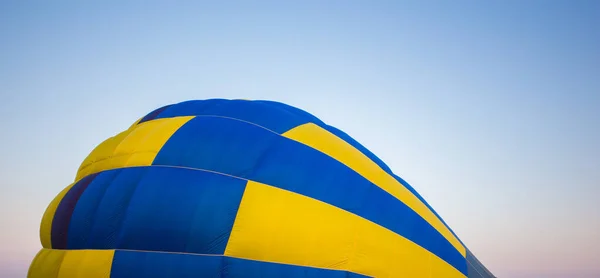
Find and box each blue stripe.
[266,100,466,247]
[253,101,392,171]
[65,166,247,255]
[153,116,467,275]
[110,250,222,278]
[145,99,308,133]
[269,99,466,248]
[110,250,369,278]
[66,170,123,248]
[269,100,465,246]
[256,100,325,126]
[77,167,147,249]
[225,256,369,278]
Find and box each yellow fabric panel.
[432,253,465,278]
[282,123,466,257]
[76,130,133,180]
[28,249,66,278]
[57,249,114,278]
[225,181,353,270]
[75,116,194,181]
[28,249,115,278]
[39,182,76,249]
[225,181,466,278]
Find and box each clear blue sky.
[1,1,599,277]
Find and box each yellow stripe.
[225,181,465,278]
[58,249,114,277]
[28,249,66,278]
[40,182,76,249]
[282,123,466,256]
[28,249,114,278]
[75,116,194,181]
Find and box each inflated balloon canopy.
[28,99,495,278]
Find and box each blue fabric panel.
[67,167,147,249]
[156,99,229,119]
[116,166,246,254]
[110,250,223,278]
[110,250,370,278]
[66,169,122,249]
[51,173,99,249]
[154,117,276,178]
[256,100,325,125]
[224,257,370,278]
[153,116,467,275]
[64,166,247,255]
[148,99,308,133]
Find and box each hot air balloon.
[28,99,495,277]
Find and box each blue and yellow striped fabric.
[29,99,493,278]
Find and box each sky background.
[1,1,599,277]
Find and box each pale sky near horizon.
[1,1,599,278]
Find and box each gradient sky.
[1,1,599,277]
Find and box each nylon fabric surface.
[135,99,466,251]
[30,99,494,278]
[153,116,466,274]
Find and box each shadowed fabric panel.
[51,173,99,249]
[40,182,76,249]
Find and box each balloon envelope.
[28,99,495,278]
